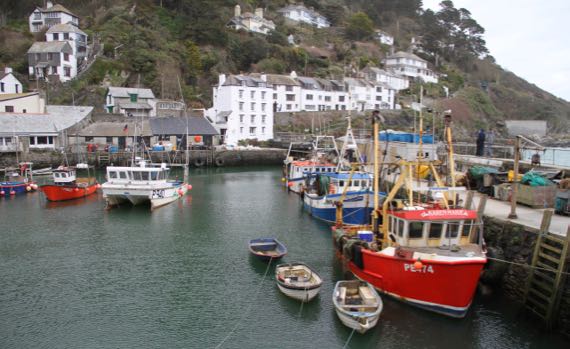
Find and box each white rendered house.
[344,78,395,111]
[375,30,394,46]
[227,5,275,35]
[207,74,274,145]
[29,1,79,33]
[46,23,88,60]
[384,51,438,84]
[361,66,410,91]
[27,41,77,82]
[105,87,156,117]
[0,67,23,94]
[278,4,330,28]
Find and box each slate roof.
[0,92,37,102]
[27,41,72,54]
[222,75,269,87]
[38,4,78,18]
[0,105,93,135]
[47,23,86,35]
[149,116,218,136]
[107,87,155,99]
[118,102,153,110]
[387,51,426,63]
[76,121,152,137]
[250,73,300,86]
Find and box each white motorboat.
[102,160,187,210]
[333,280,382,334]
[275,262,322,302]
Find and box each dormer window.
[63,33,69,40]
[129,93,138,102]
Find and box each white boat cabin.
[387,208,480,248]
[106,164,171,183]
[53,169,76,184]
[325,173,372,194]
[289,160,336,178]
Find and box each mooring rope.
[486,256,570,276]
[214,257,273,349]
[342,328,356,349]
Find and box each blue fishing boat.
[302,172,385,225]
[1,162,37,197]
[248,238,287,262]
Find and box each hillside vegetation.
[1,0,568,138]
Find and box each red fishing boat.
[40,166,99,201]
[333,110,486,318]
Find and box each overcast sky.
[422,0,570,102]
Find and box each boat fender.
[214,157,224,167]
[194,158,205,167]
[352,245,365,270]
[480,246,508,286]
[342,242,353,261]
[336,234,349,252]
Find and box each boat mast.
[444,112,457,206]
[371,110,382,236]
[177,76,189,183]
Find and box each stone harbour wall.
[482,216,570,337]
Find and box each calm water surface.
[0,166,567,348]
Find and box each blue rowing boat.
[248,238,287,262]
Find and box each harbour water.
[0,167,568,348]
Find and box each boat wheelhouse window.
[54,172,61,178]
[119,172,128,179]
[353,180,359,187]
[428,222,444,239]
[131,171,142,180]
[141,172,149,180]
[109,171,118,179]
[445,222,460,238]
[462,220,474,237]
[409,221,424,239]
[397,219,404,237]
[339,180,344,187]
[150,171,158,180]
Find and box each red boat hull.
[41,184,98,201]
[349,249,486,317]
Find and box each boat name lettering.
[152,189,165,199]
[419,210,469,218]
[404,264,434,273]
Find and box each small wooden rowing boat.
[333,280,382,334]
[248,238,287,262]
[275,262,322,302]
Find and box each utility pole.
[508,136,521,219]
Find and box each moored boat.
[40,166,98,201]
[334,110,487,318]
[333,280,382,334]
[101,160,188,210]
[303,172,384,225]
[275,262,322,302]
[248,238,287,261]
[283,135,339,194]
[0,162,37,197]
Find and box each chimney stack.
[219,74,226,86]
[46,1,54,8]
[5,67,13,74]
[255,8,263,18]
[234,4,241,17]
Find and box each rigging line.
[214,257,273,349]
[485,256,570,276]
[342,329,356,349]
[297,287,307,318]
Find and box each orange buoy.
[413,259,423,270]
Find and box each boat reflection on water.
[43,191,102,209]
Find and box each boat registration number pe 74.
[404,263,434,273]
[152,189,165,198]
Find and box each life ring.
[194,158,205,167]
[214,157,224,167]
